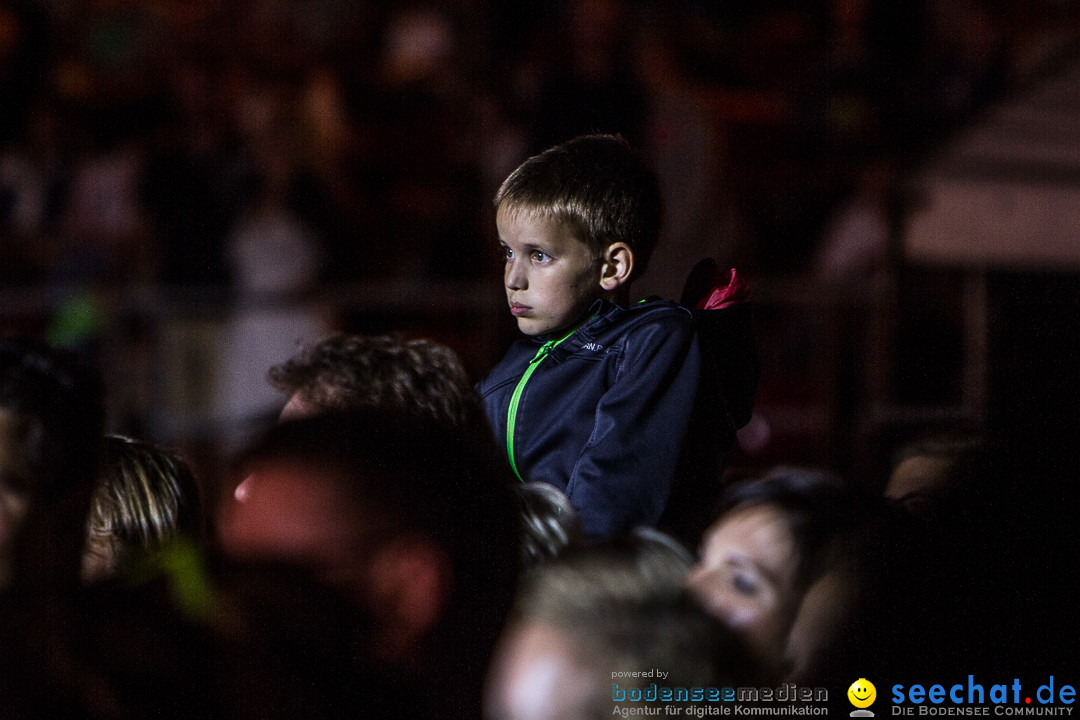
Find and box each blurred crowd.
[2,4,1080,716]
[4,0,1078,456]
[3,0,1077,293]
[1,331,1076,719]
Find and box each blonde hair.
[494,134,662,281]
[83,435,203,581]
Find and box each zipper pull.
[531,339,557,363]
[531,321,584,363]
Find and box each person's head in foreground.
[485,532,753,720]
[268,332,482,427]
[515,480,584,568]
[218,409,521,718]
[82,434,205,584]
[0,337,105,592]
[686,467,906,684]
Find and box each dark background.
[2,0,1079,494]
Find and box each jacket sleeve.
[565,314,701,539]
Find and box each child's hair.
[494,134,662,281]
[83,434,205,582]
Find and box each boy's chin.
[515,317,562,337]
[515,318,545,336]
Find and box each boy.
[476,134,758,544]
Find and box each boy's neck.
[590,285,631,315]
[542,286,633,339]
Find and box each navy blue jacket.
[477,297,758,543]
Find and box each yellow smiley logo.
[848,678,877,708]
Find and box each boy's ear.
[599,242,634,292]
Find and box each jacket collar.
[531,299,618,344]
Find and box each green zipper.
[506,324,583,481]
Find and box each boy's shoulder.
[477,300,693,390]
[545,299,696,359]
[583,298,694,338]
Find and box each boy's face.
[497,205,604,336]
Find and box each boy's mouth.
[509,302,531,317]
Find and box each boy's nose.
[505,261,526,290]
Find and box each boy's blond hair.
[494,134,662,281]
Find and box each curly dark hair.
[268,333,481,429]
